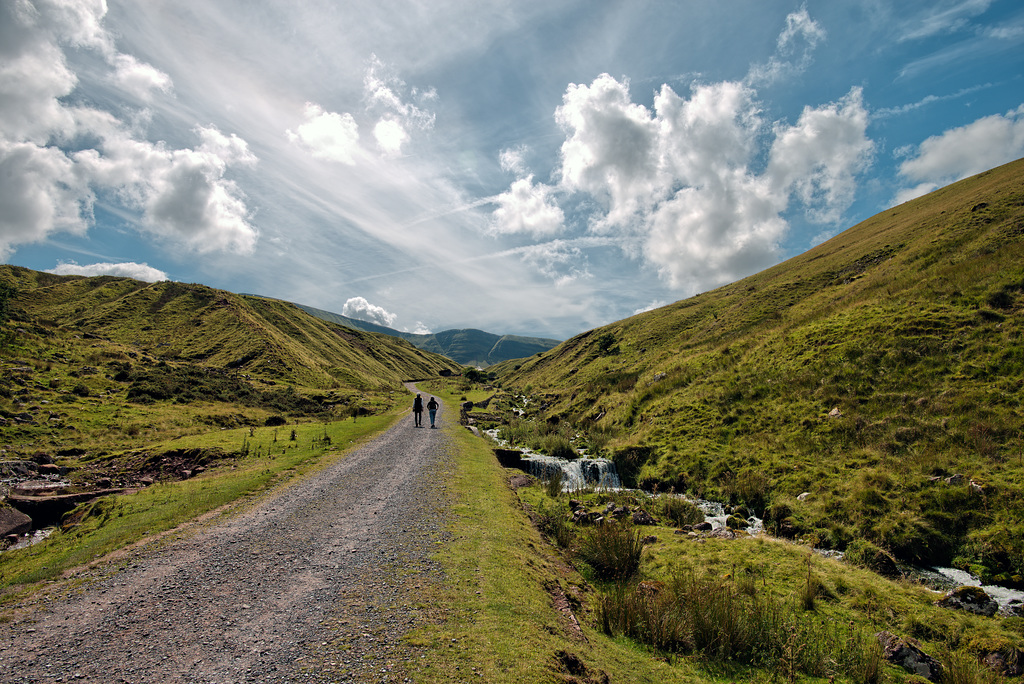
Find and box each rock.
[1004,599,1023,617]
[0,461,38,477]
[983,649,1024,677]
[694,521,713,532]
[708,527,737,539]
[945,474,965,485]
[828,407,843,418]
[632,510,658,526]
[0,506,33,537]
[96,477,113,489]
[876,631,943,682]
[568,499,583,511]
[38,464,62,476]
[640,535,658,545]
[797,491,810,501]
[936,585,999,617]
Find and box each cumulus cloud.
[489,176,565,237]
[767,88,874,223]
[287,103,360,164]
[538,68,872,290]
[342,296,398,327]
[894,104,1024,204]
[556,74,660,231]
[46,260,168,282]
[111,53,172,101]
[0,0,259,258]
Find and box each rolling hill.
[294,303,561,367]
[0,269,460,459]
[495,157,1024,584]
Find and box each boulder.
[0,506,32,537]
[694,521,713,532]
[936,585,999,617]
[876,631,942,682]
[631,510,658,526]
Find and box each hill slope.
[497,158,1024,583]
[0,269,460,460]
[295,303,560,366]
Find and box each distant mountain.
[294,304,561,367]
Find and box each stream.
[487,430,1023,613]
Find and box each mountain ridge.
[292,302,561,367]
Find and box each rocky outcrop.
[876,631,942,682]
[936,585,999,617]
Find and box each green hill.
[495,157,1024,584]
[0,268,459,459]
[295,303,560,366]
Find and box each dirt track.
[0,389,451,683]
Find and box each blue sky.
[2,1,1023,340]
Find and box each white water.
[916,567,1024,614]
[486,429,764,531]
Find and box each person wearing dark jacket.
[412,394,424,427]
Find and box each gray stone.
[876,631,943,682]
[936,585,999,617]
[0,506,33,537]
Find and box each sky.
[2,1,1023,340]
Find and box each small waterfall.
[519,454,621,491]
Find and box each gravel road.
[0,387,452,683]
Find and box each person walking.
[427,396,439,428]
[412,393,424,427]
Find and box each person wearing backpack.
[412,394,424,427]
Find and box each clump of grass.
[598,572,883,682]
[658,495,705,527]
[545,469,564,497]
[534,499,575,549]
[577,521,644,581]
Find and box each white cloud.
[0,0,260,258]
[517,240,591,287]
[895,104,1024,203]
[556,74,660,231]
[0,140,91,258]
[898,0,993,42]
[287,103,360,165]
[489,176,565,237]
[46,260,168,282]
[77,124,259,253]
[499,146,529,176]
[342,296,398,327]
[540,69,872,291]
[363,55,435,155]
[747,6,826,86]
[111,53,172,101]
[767,87,874,223]
[373,118,409,156]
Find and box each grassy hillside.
[495,158,1024,584]
[296,303,560,366]
[0,268,459,462]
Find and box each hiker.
[412,393,423,427]
[427,396,439,428]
